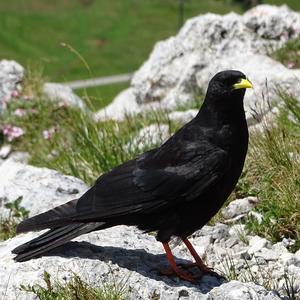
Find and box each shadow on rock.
[47,241,224,292]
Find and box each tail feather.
[16,199,79,234]
[12,222,104,262]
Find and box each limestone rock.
[0,144,12,159]
[168,109,198,125]
[127,124,170,151]
[95,5,300,122]
[222,196,259,220]
[0,60,25,113]
[94,88,141,121]
[207,281,281,300]
[0,160,88,216]
[248,236,270,255]
[43,83,87,111]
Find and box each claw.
[159,266,200,282]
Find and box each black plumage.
[13,70,252,281]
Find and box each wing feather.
[74,139,230,221]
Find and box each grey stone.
[222,197,259,219]
[94,88,141,121]
[248,211,264,224]
[192,235,213,257]
[168,109,198,125]
[0,144,12,159]
[0,60,25,113]
[279,253,298,267]
[256,248,281,262]
[43,82,87,111]
[127,124,170,151]
[0,226,221,300]
[248,236,270,255]
[207,280,281,300]
[0,160,88,216]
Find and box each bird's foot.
[159,266,201,282]
[178,262,224,279]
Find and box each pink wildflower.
[2,125,25,142]
[29,108,38,114]
[58,101,68,108]
[23,95,31,101]
[14,108,27,117]
[43,126,58,140]
[287,62,295,69]
[11,90,20,98]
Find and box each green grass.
[0,197,29,241]
[1,1,298,106]
[0,1,244,83]
[271,37,300,69]
[0,73,180,185]
[77,82,130,111]
[21,271,128,300]
[235,93,300,252]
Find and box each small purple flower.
[23,95,31,101]
[14,108,27,117]
[43,126,58,140]
[2,125,25,142]
[11,90,20,98]
[29,108,38,114]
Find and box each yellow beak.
[233,78,253,90]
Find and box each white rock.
[295,249,300,261]
[248,211,264,224]
[192,235,213,257]
[127,124,170,151]
[1,226,220,300]
[96,5,300,122]
[168,109,198,124]
[222,196,259,219]
[0,160,88,216]
[94,88,141,121]
[271,242,288,254]
[229,224,248,238]
[282,237,296,248]
[248,236,270,255]
[255,247,280,261]
[279,253,297,266]
[207,280,281,300]
[0,60,24,113]
[0,144,12,159]
[43,82,86,111]
[287,265,300,277]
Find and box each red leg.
[182,238,221,277]
[161,242,198,282]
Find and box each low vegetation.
[271,37,300,69]
[0,197,29,240]
[20,271,128,300]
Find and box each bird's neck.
[196,98,246,128]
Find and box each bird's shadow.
[46,240,224,292]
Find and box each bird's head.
[204,70,253,107]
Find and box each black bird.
[12,70,253,281]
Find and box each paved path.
[63,73,134,89]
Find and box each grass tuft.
[0,197,29,241]
[20,271,128,300]
[236,92,300,252]
[271,37,300,69]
